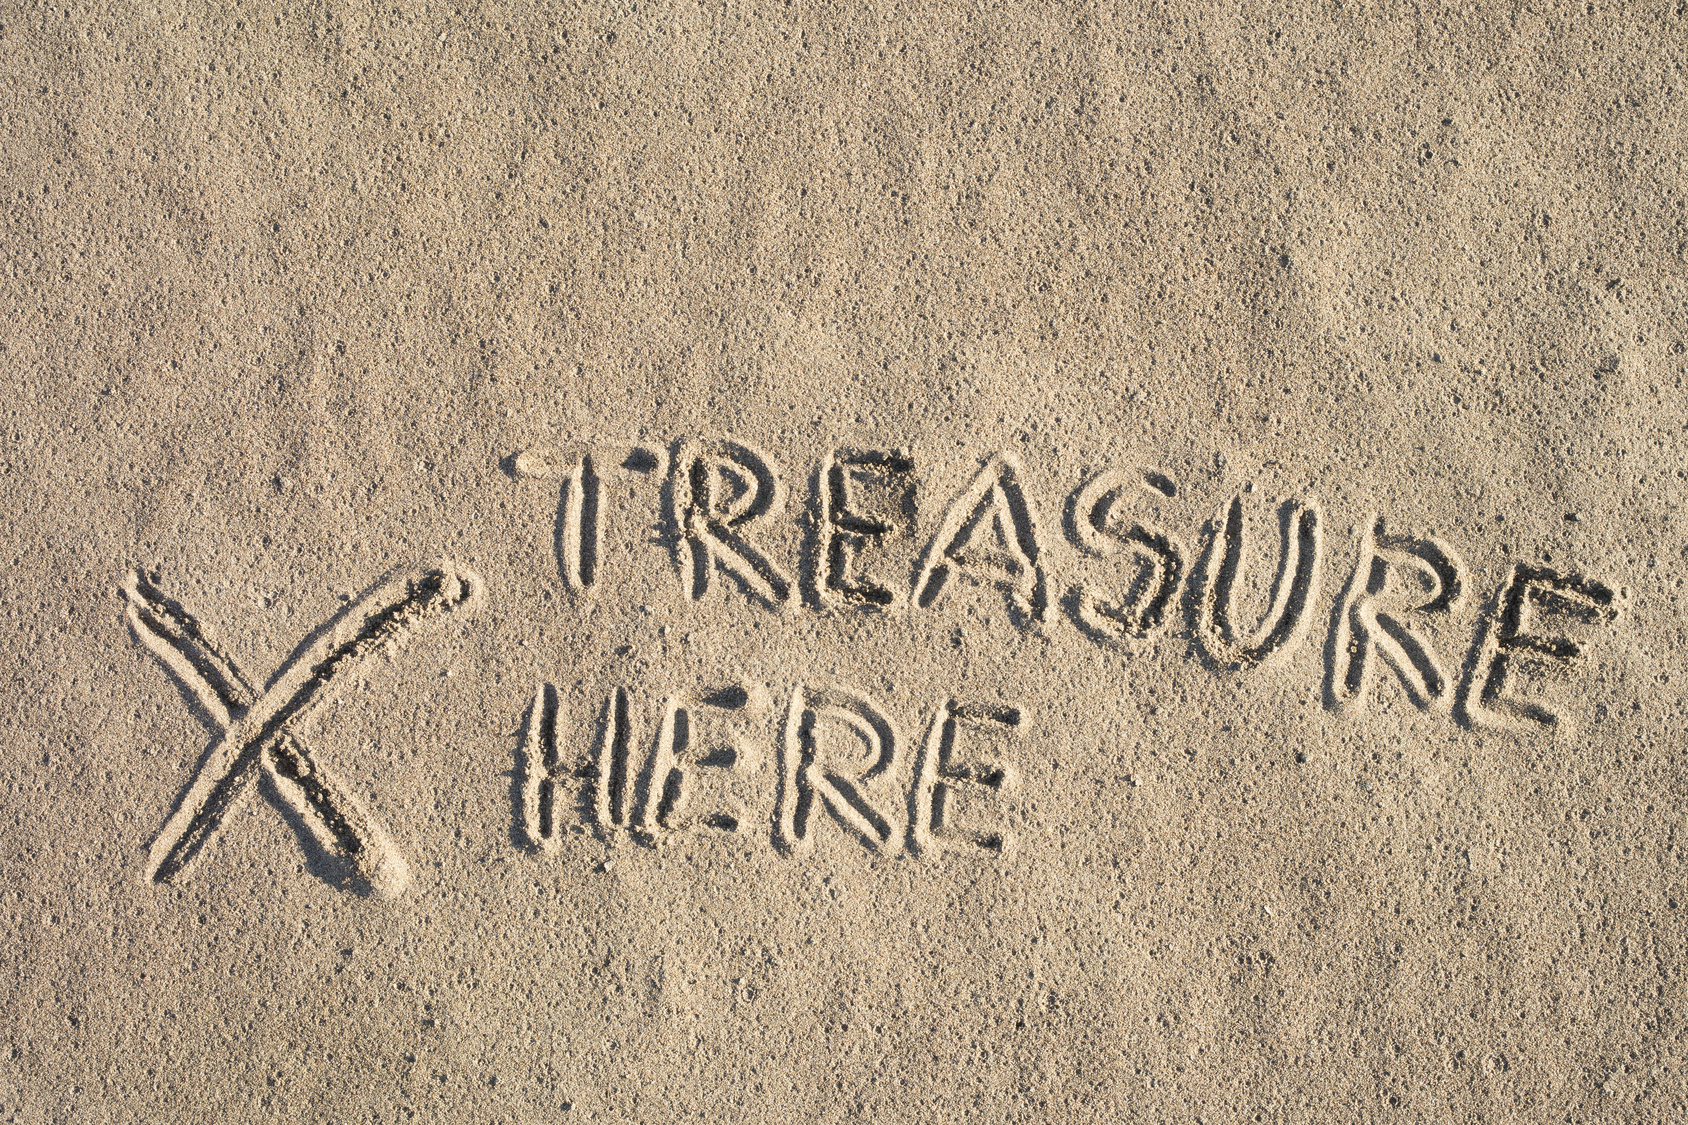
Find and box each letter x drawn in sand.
[121,559,482,898]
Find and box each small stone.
[514,447,567,478]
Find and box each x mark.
[122,559,482,898]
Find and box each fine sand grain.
[4,2,1687,1121]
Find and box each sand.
[4,1,1686,1121]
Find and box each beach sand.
[3,2,1686,1120]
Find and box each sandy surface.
[4,2,1687,1121]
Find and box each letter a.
[912,453,1049,625]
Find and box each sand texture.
[4,1,1687,1121]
